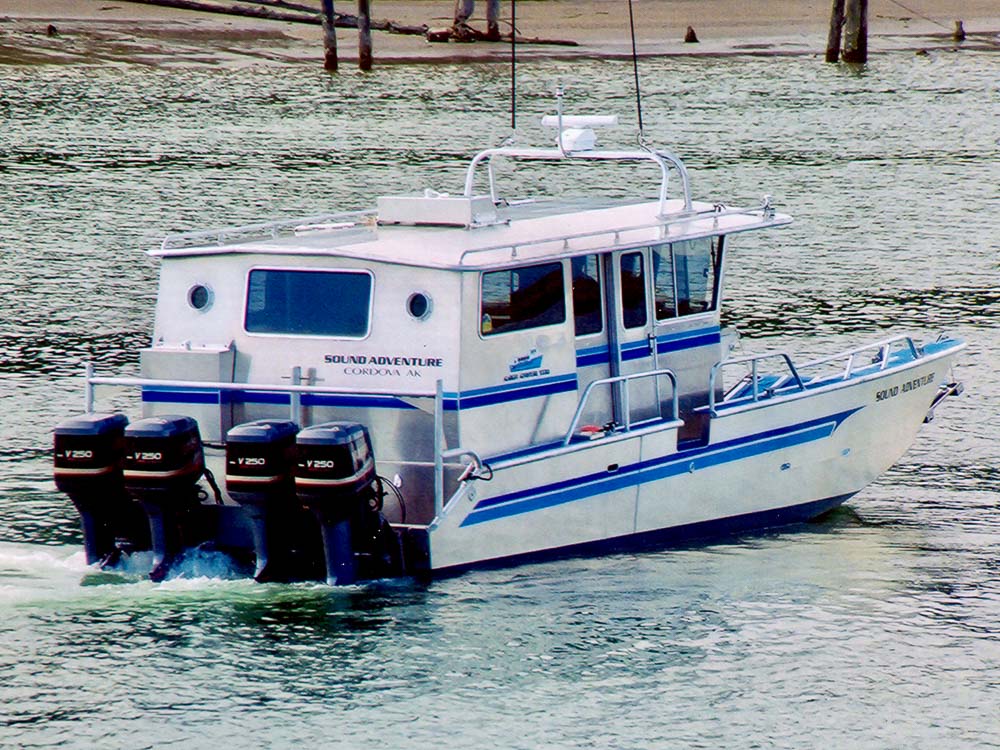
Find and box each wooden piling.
[825,0,845,62]
[321,0,338,71]
[357,0,372,69]
[841,0,868,63]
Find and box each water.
[1,53,998,747]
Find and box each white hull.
[428,344,959,571]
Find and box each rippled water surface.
[1,53,998,748]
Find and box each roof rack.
[462,92,692,217]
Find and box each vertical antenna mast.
[510,0,517,129]
[627,0,643,134]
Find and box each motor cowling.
[225,419,299,581]
[123,415,205,581]
[295,422,376,513]
[53,413,131,565]
[295,422,396,585]
[123,415,204,496]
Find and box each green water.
[1,53,998,747]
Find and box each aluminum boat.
[52,108,966,584]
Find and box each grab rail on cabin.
[158,209,377,252]
[708,335,924,416]
[456,201,782,267]
[563,368,679,447]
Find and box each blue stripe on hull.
[437,493,855,577]
[142,376,578,412]
[462,408,861,527]
[576,326,722,367]
[445,374,578,410]
[141,388,417,410]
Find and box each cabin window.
[407,292,432,320]
[572,255,603,337]
[188,284,214,312]
[619,251,647,329]
[245,268,372,337]
[653,238,721,320]
[480,261,566,336]
[652,246,677,320]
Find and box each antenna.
[510,0,517,129]
[627,0,644,134]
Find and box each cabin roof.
[152,197,791,270]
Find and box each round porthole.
[188,284,214,312]
[407,292,431,320]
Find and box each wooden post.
[825,0,845,62]
[486,0,500,40]
[357,0,372,70]
[842,0,868,63]
[321,0,338,71]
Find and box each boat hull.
[427,342,960,571]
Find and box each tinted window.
[481,262,566,336]
[674,239,719,315]
[571,255,603,337]
[619,251,647,329]
[245,269,372,337]
[652,245,676,321]
[653,238,721,319]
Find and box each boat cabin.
[141,131,789,528]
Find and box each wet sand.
[1,0,998,66]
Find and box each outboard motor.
[53,413,135,565]
[123,415,205,582]
[295,422,396,585]
[225,419,299,582]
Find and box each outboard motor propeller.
[123,415,205,582]
[225,419,299,582]
[53,413,133,565]
[295,422,394,585]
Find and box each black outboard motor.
[295,422,395,585]
[53,413,133,565]
[123,415,205,582]
[225,419,299,582]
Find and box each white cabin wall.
[143,253,462,521]
[455,265,579,457]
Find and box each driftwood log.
[117,0,426,35]
[118,0,575,45]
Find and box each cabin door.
[610,248,661,425]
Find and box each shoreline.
[1,0,999,66]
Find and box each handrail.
[158,209,377,252]
[84,367,489,529]
[455,201,780,267]
[797,335,921,379]
[563,368,678,446]
[83,369,437,404]
[83,364,441,431]
[708,353,806,416]
[708,335,925,416]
